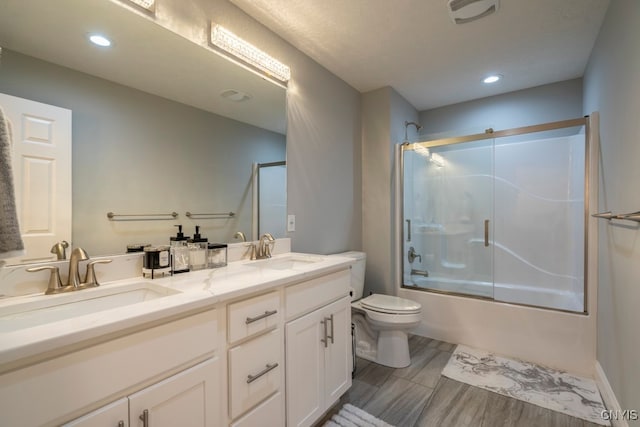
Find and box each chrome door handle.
[484,219,490,247]
[326,314,334,344]
[246,363,279,384]
[406,219,411,242]
[321,318,328,348]
[139,409,149,427]
[245,309,278,324]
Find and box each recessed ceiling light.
[89,34,112,47]
[483,74,502,84]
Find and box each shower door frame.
[397,116,592,314]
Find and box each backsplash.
[0,238,291,297]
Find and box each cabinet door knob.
[118,421,125,427]
[139,409,149,427]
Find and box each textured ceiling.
[231,0,610,110]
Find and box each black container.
[142,245,171,278]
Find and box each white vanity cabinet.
[0,310,223,427]
[65,358,220,427]
[284,270,352,427]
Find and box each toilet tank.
[330,251,366,301]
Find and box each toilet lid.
[360,294,421,314]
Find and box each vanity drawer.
[230,391,283,427]
[228,291,280,344]
[229,329,282,419]
[285,269,350,320]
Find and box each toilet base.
[376,330,411,368]
[353,312,412,369]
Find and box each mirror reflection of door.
[0,93,72,265]
[254,161,286,239]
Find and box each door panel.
[0,93,72,264]
[403,139,494,298]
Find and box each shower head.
[404,121,423,143]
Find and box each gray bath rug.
[323,403,395,427]
[442,345,609,426]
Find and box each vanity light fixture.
[483,74,502,84]
[210,23,291,84]
[88,34,112,47]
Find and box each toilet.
[331,251,422,368]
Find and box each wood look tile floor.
[315,336,602,427]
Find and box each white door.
[323,297,352,406]
[128,358,221,427]
[0,93,72,264]
[285,309,324,427]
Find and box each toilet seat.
[360,294,421,315]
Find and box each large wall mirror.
[0,0,287,265]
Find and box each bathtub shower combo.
[400,118,590,313]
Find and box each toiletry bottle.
[188,225,208,271]
[170,225,190,274]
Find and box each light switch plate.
[287,214,295,232]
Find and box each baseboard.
[595,361,630,427]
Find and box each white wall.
[361,87,418,296]
[583,0,640,418]
[419,79,584,139]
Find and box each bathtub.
[406,276,584,313]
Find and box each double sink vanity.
[0,240,354,427]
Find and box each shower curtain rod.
[403,116,587,150]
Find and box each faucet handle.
[26,265,68,295]
[84,259,113,288]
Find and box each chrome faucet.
[256,233,275,259]
[68,247,90,288]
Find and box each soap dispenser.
[170,224,190,274]
[188,225,209,271]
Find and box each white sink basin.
[0,282,180,333]
[248,255,324,270]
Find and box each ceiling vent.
[447,0,499,24]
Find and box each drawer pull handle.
[247,362,279,384]
[139,409,149,427]
[245,309,278,324]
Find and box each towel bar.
[107,212,178,221]
[592,211,640,223]
[185,211,235,219]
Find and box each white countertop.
[0,252,354,373]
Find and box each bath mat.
[323,403,395,427]
[442,345,609,426]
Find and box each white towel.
[0,105,25,259]
[324,404,395,427]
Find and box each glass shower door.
[492,126,586,312]
[403,139,494,298]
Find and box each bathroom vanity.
[0,248,353,427]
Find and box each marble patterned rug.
[442,345,609,426]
